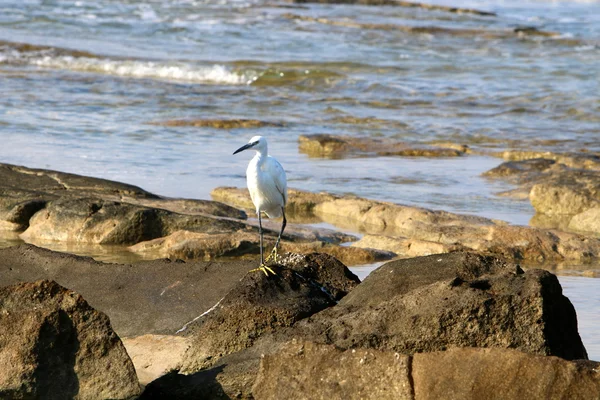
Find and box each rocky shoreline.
[0,162,599,398]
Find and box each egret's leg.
[249,211,276,276]
[267,207,286,263]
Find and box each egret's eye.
[252,141,259,146]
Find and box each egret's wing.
[269,157,288,205]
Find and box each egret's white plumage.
[233,136,287,274]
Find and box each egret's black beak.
[233,143,253,155]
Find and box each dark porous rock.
[178,253,360,374]
[251,344,600,400]
[292,252,588,360]
[0,280,141,399]
[253,340,412,400]
[412,347,600,400]
[0,244,252,337]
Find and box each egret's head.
[233,135,267,155]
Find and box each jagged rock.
[292,253,588,360]
[178,253,360,373]
[139,252,590,399]
[352,234,467,257]
[0,280,141,399]
[569,207,600,234]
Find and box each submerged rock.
[0,280,141,399]
[298,134,467,158]
[149,118,283,129]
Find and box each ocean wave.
[0,42,257,85]
[30,56,256,85]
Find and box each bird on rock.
[233,136,287,276]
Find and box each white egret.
[233,136,288,276]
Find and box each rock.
[530,176,600,216]
[178,253,360,373]
[212,187,600,262]
[253,341,413,400]
[149,119,283,129]
[292,252,588,360]
[129,230,393,265]
[0,280,141,399]
[0,244,252,337]
[497,150,600,170]
[484,158,600,234]
[0,162,245,241]
[292,0,497,16]
[298,134,467,158]
[569,207,600,234]
[19,197,246,245]
[412,347,600,400]
[122,335,192,385]
[352,234,467,258]
[211,186,339,219]
[253,343,600,400]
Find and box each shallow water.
[0,0,598,359]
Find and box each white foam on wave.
[23,55,256,85]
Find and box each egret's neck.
[254,147,268,164]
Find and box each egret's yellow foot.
[249,264,277,276]
[265,246,280,263]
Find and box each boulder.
[252,343,600,400]
[20,197,247,245]
[178,253,360,373]
[0,162,245,241]
[141,252,590,399]
[0,280,141,399]
[412,347,600,400]
[292,253,588,360]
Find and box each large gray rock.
[0,280,141,399]
[178,253,361,373]
[293,253,588,360]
